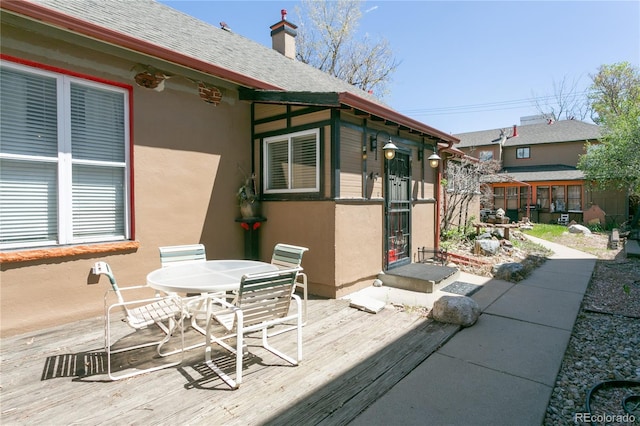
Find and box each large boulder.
[474,239,500,256]
[492,262,524,281]
[431,295,480,327]
[568,224,592,235]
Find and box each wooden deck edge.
[262,319,461,426]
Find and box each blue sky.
[159,1,639,134]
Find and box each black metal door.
[385,152,411,269]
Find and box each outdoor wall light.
[383,139,398,160]
[371,131,398,161]
[369,135,378,153]
[428,151,441,168]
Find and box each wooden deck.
[0,297,459,425]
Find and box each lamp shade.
[383,141,398,160]
[428,152,441,168]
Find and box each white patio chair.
[159,244,206,267]
[92,261,185,380]
[159,243,210,330]
[271,243,309,324]
[557,214,570,226]
[204,269,302,389]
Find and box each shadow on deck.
[0,297,459,425]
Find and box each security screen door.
[385,152,411,269]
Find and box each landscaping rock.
[431,295,480,327]
[491,228,505,239]
[568,224,592,235]
[492,262,524,281]
[474,239,500,256]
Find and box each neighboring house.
[0,0,458,336]
[454,117,629,225]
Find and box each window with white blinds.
[264,129,319,193]
[0,61,130,249]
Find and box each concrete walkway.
[351,236,597,426]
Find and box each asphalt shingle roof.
[454,119,601,148]
[30,0,381,103]
[483,164,585,183]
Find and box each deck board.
[0,297,458,425]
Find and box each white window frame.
[263,128,320,194]
[0,60,131,250]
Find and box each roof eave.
[240,89,459,144]
[338,92,459,145]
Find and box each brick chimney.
[270,9,297,59]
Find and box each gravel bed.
[543,257,640,426]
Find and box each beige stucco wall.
[334,203,384,296]
[258,200,392,298]
[0,22,251,337]
[262,200,436,299]
[259,201,337,297]
[411,202,437,261]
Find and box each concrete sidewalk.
[351,236,597,426]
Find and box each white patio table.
[146,260,280,351]
[146,259,278,294]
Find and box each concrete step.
[379,263,460,293]
[626,239,640,258]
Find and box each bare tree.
[532,76,591,121]
[294,0,399,98]
[441,158,501,234]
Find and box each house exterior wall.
[253,105,440,297]
[259,201,338,297]
[411,201,437,260]
[1,14,445,336]
[334,203,384,296]
[459,134,627,225]
[502,141,586,168]
[0,22,250,336]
